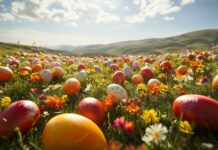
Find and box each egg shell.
[106,84,128,103]
[173,94,218,131]
[40,69,53,82]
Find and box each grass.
[0,48,218,150]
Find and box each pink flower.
[39,93,46,100]
[31,87,39,93]
[113,117,125,129]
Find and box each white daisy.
[142,123,168,145]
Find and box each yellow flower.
[158,73,166,80]
[61,95,68,102]
[141,109,160,124]
[1,96,11,108]
[159,84,168,93]
[179,120,193,134]
[137,83,146,91]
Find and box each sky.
[0,0,217,46]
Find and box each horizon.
[0,0,218,46]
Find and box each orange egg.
[176,65,188,75]
[147,78,161,92]
[31,64,42,72]
[131,74,144,84]
[0,66,13,83]
[212,75,218,90]
[63,78,81,95]
[42,113,107,150]
[52,66,65,78]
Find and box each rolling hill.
[1,29,218,56]
[50,29,218,55]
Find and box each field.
[0,47,218,150]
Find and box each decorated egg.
[0,100,40,137]
[40,69,53,82]
[87,61,94,68]
[111,71,126,84]
[63,78,81,95]
[176,65,188,75]
[76,70,88,83]
[148,78,161,91]
[106,84,128,103]
[212,75,218,90]
[131,74,144,84]
[212,55,218,61]
[140,67,153,80]
[42,113,107,150]
[123,66,133,79]
[52,66,65,78]
[160,61,171,71]
[0,66,13,83]
[94,66,101,72]
[110,64,119,71]
[77,97,106,125]
[78,63,86,71]
[132,61,140,70]
[173,94,218,131]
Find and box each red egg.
[63,78,81,95]
[111,71,126,84]
[140,67,153,80]
[173,94,218,131]
[77,97,106,126]
[176,65,188,75]
[0,100,40,137]
[10,59,19,67]
[78,63,86,71]
[32,64,43,72]
[110,64,119,71]
[160,61,171,71]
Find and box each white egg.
[76,70,87,83]
[40,69,52,82]
[123,66,133,79]
[106,84,128,103]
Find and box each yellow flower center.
[153,131,160,139]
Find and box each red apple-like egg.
[77,97,106,126]
[173,94,218,131]
[111,71,126,84]
[140,67,153,80]
[0,100,40,137]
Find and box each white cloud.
[124,6,129,10]
[0,13,15,21]
[126,0,193,24]
[164,16,175,21]
[181,0,195,6]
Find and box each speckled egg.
[76,70,88,83]
[123,66,133,79]
[132,61,140,70]
[106,84,128,103]
[40,69,52,82]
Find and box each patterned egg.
[123,66,133,79]
[87,61,94,68]
[212,55,218,61]
[76,70,88,83]
[40,69,52,82]
[132,61,140,70]
[94,66,101,72]
[106,84,128,103]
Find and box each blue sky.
[0,0,217,46]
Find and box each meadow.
[0,48,218,150]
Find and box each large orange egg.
[63,78,81,95]
[52,66,65,78]
[212,75,218,90]
[0,66,13,83]
[31,64,43,72]
[131,74,144,84]
[42,113,107,150]
[176,65,187,75]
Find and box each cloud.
[0,0,120,25]
[124,6,129,11]
[0,13,15,21]
[164,16,175,21]
[181,0,195,6]
[126,0,193,23]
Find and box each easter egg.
[111,71,126,84]
[132,61,140,70]
[140,67,153,80]
[94,66,101,72]
[123,66,133,79]
[173,94,218,131]
[78,63,86,71]
[110,64,119,71]
[106,84,128,103]
[147,78,161,91]
[32,64,43,72]
[52,66,65,78]
[160,61,171,71]
[40,69,53,82]
[0,66,13,83]
[77,97,106,125]
[63,78,81,95]
[42,113,107,150]
[19,66,32,74]
[176,65,188,75]
[131,74,144,84]
[76,70,87,83]
[212,75,218,90]
[212,55,218,61]
[10,59,19,67]
[0,100,40,137]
